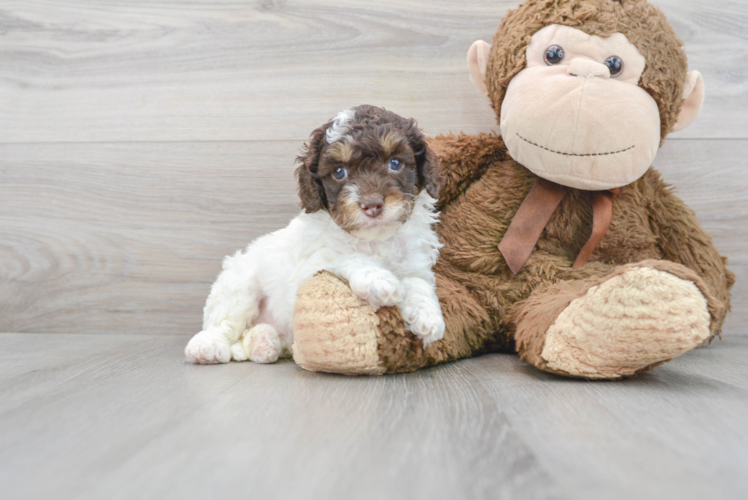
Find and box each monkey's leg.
[511,259,724,379]
[646,169,735,337]
[292,270,495,375]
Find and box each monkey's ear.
[672,71,705,132]
[295,124,329,213]
[467,40,491,97]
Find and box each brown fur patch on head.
[347,105,442,199]
[485,0,688,143]
[326,140,353,163]
[379,131,402,159]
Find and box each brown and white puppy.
[185,105,445,365]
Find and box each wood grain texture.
[0,141,301,334]
[0,0,745,143]
[1,139,745,335]
[0,332,746,500]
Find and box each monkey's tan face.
[500,25,661,190]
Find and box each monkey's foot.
[535,266,711,379]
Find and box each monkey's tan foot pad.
[540,267,711,379]
[293,271,386,375]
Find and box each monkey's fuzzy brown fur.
[291,0,734,378]
[364,133,733,374]
[486,0,687,144]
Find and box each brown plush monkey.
[291,0,735,379]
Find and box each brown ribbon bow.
[498,178,623,275]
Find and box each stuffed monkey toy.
[291,0,735,379]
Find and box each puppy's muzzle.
[360,197,384,219]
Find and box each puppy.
[185,105,445,365]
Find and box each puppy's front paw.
[350,267,405,308]
[401,306,445,347]
[185,330,231,364]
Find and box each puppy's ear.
[404,119,442,199]
[295,124,329,213]
[419,146,442,199]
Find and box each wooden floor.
[1,1,747,499]
[1,333,747,500]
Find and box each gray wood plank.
[1,139,745,335]
[0,0,744,143]
[0,332,746,500]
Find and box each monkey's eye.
[605,56,624,77]
[544,45,565,65]
[388,159,402,172]
[332,166,347,180]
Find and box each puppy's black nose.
[360,197,384,218]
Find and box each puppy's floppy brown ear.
[295,124,329,213]
[403,119,442,199]
[419,146,442,199]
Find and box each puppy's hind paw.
[185,330,231,364]
[243,324,283,364]
[350,267,405,308]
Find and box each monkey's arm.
[645,170,735,336]
[429,133,508,209]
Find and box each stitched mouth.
[517,133,635,157]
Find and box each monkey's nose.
[360,197,384,218]
[568,58,610,79]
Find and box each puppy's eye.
[332,166,347,180]
[604,56,624,77]
[388,159,402,172]
[544,45,565,65]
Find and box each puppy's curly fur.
[185,105,445,365]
